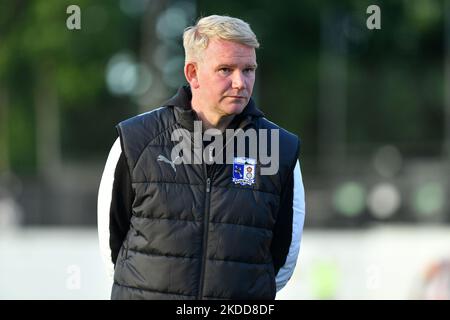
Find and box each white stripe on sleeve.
[97,137,122,283]
[275,160,306,292]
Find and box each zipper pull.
[206,178,211,193]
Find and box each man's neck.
[191,104,235,132]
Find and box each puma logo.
[157,154,179,173]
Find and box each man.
[98,15,306,300]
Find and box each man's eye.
[243,68,255,74]
[219,68,231,74]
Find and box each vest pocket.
[118,236,130,263]
[123,237,130,260]
[124,245,129,260]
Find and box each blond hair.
[183,15,260,63]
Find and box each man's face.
[194,38,257,117]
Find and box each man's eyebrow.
[216,63,258,68]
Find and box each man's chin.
[223,102,247,115]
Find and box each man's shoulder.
[257,117,301,164]
[118,106,173,129]
[117,105,177,139]
[115,105,177,162]
[258,117,300,144]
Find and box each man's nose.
[231,70,245,90]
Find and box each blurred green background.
[0,0,449,299]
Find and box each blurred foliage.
[0,0,446,173]
[0,0,139,172]
[199,0,445,158]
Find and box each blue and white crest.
[232,157,256,186]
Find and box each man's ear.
[184,62,200,89]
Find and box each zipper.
[195,116,253,299]
[198,176,211,299]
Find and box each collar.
[165,85,264,132]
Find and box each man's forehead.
[204,38,256,63]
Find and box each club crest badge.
[232,157,256,186]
